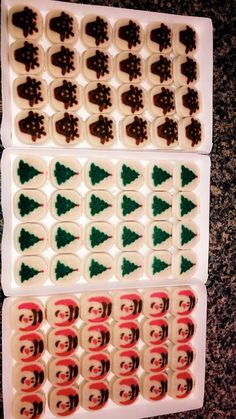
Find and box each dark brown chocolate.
[118,20,141,49]
[14,41,39,72]
[12,6,38,38]
[185,118,201,146]
[181,57,197,84]
[54,80,78,110]
[151,55,172,83]
[89,115,114,144]
[150,23,171,52]
[18,111,46,142]
[157,117,178,145]
[88,83,112,112]
[85,16,109,46]
[182,88,199,115]
[49,12,74,42]
[119,53,142,81]
[121,85,144,113]
[126,116,148,145]
[17,76,43,107]
[179,25,196,54]
[153,87,175,115]
[55,112,79,143]
[87,50,109,78]
[51,46,75,76]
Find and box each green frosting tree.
[18,194,41,217]
[17,160,41,184]
[181,165,197,187]
[55,227,78,249]
[121,164,140,186]
[89,163,111,186]
[152,225,171,246]
[54,162,77,185]
[180,195,196,217]
[89,194,110,216]
[89,227,111,248]
[152,165,171,187]
[19,228,43,251]
[122,226,141,247]
[181,225,196,246]
[152,196,171,216]
[89,259,110,278]
[55,260,78,280]
[55,194,78,216]
[180,256,195,274]
[121,257,141,277]
[19,262,42,283]
[152,257,169,274]
[121,195,141,216]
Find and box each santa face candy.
[13,361,46,392]
[80,323,110,352]
[48,385,79,416]
[170,343,195,371]
[142,289,170,318]
[11,298,44,332]
[141,372,168,401]
[111,376,139,406]
[80,293,112,323]
[12,391,46,419]
[80,380,109,411]
[47,327,79,357]
[12,331,45,362]
[80,352,110,381]
[141,318,168,346]
[46,296,79,327]
[170,287,197,316]
[48,356,79,386]
[170,316,196,343]
[112,349,140,377]
[141,345,168,373]
[8,5,43,40]
[169,370,194,399]
[112,291,142,321]
[112,321,140,349]
[46,10,79,44]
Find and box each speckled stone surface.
[0,0,235,418]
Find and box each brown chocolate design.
[157,117,178,145]
[186,118,201,146]
[120,53,142,81]
[121,85,144,113]
[55,112,79,143]
[18,111,46,142]
[87,50,109,78]
[150,23,171,51]
[181,57,197,84]
[89,115,114,144]
[151,55,172,83]
[153,87,175,115]
[12,6,38,38]
[49,12,74,42]
[51,46,75,76]
[126,116,148,145]
[118,20,141,49]
[179,25,196,54]
[88,83,112,112]
[54,80,78,110]
[182,88,199,115]
[14,41,39,72]
[85,16,109,46]
[17,76,43,107]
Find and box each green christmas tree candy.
[17,160,41,184]
[89,259,110,278]
[121,164,140,186]
[152,196,171,216]
[55,227,78,249]
[89,227,111,248]
[55,194,78,216]
[19,228,43,251]
[181,165,197,187]
[55,260,78,280]
[180,256,195,274]
[54,162,77,186]
[19,262,43,283]
[181,225,196,246]
[89,163,111,186]
[152,165,171,187]
[121,195,141,216]
[122,226,142,247]
[89,194,110,216]
[152,226,171,246]
[18,194,42,217]
[121,258,141,277]
[180,195,196,217]
[152,257,169,274]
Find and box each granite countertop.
[0,0,235,418]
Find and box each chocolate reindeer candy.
[13,76,48,109]
[142,289,170,318]
[169,370,194,399]
[176,86,201,117]
[11,298,44,332]
[112,348,140,377]
[116,51,145,83]
[13,361,46,392]
[147,54,173,85]
[46,10,79,44]
[83,48,113,81]
[47,45,80,78]
[111,376,140,406]
[179,117,204,149]
[13,391,46,419]
[9,5,43,40]
[80,380,109,411]
[146,22,172,53]
[141,345,168,373]
[80,323,110,352]
[170,316,196,344]
[173,56,199,87]
[50,78,81,112]
[169,343,195,371]
[112,320,140,349]
[86,114,116,147]
[150,86,175,117]
[152,116,179,149]
[51,112,82,146]
[141,318,168,346]
[10,40,44,75]
[121,115,150,148]
[80,352,110,381]
[112,291,142,321]
[141,372,168,401]
[48,385,79,416]
[173,24,197,55]
[118,84,145,115]
[47,327,79,357]
[85,81,115,114]
[12,331,45,363]
[48,356,79,386]
[81,15,112,48]
[80,293,112,323]
[114,19,144,51]
[170,287,197,316]
[15,111,49,145]
[46,295,79,327]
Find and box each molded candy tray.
[1,0,213,152]
[2,284,207,419]
[1,148,210,296]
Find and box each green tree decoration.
[55,227,78,249]
[89,163,111,186]
[19,262,42,283]
[152,165,171,187]
[19,228,43,251]
[180,195,196,217]
[17,160,41,184]
[55,260,78,280]
[121,164,140,186]
[122,226,142,247]
[152,256,169,274]
[181,225,196,246]
[121,195,141,216]
[89,259,110,278]
[152,196,171,216]
[89,194,110,216]
[54,162,77,185]
[18,194,41,217]
[180,256,195,274]
[121,258,141,277]
[181,165,197,187]
[55,194,78,216]
[89,227,111,248]
[152,226,171,246]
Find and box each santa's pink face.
[149,296,168,317]
[52,389,79,416]
[83,325,110,352]
[16,334,44,362]
[19,309,37,327]
[88,388,105,409]
[177,323,194,342]
[83,382,109,410]
[15,302,43,331]
[119,298,141,320]
[16,394,44,419]
[55,364,78,386]
[145,348,168,372]
[119,327,139,348]
[88,359,109,380]
[176,350,193,369]
[147,321,168,345]
[87,301,108,322]
[115,350,139,376]
[49,299,79,327]
[89,331,106,350]
[19,367,44,392]
[175,375,193,398]
[55,336,72,354]
[118,380,139,405]
[176,294,194,314]
[20,401,42,418]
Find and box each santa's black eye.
[89,336,93,342]
[55,340,60,347]
[20,408,25,414]
[89,365,94,371]
[150,330,155,336]
[55,310,60,317]
[150,357,155,364]
[120,390,124,397]
[56,371,61,377]
[56,401,61,408]
[19,314,24,322]
[89,394,94,401]
[21,376,26,383]
[121,304,125,310]
[151,302,155,308]
[88,306,93,313]
[120,361,125,368]
[20,346,25,353]
[150,385,155,392]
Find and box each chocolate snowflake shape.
[126,116,148,145]
[12,6,38,38]
[119,20,141,49]
[54,80,78,110]
[150,23,171,51]
[151,55,172,83]
[153,87,175,115]
[88,83,112,112]
[181,57,197,84]
[55,112,79,143]
[157,117,178,145]
[90,115,114,144]
[179,25,196,54]
[19,111,46,142]
[85,16,109,46]
[120,53,142,81]
[87,50,109,79]
[14,41,39,72]
[51,46,75,76]
[49,12,74,42]
[182,88,199,115]
[186,118,201,146]
[17,77,43,107]
[121,85,144,113]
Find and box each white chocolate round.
[47,356,79,386]
[80,293,112,323]
[146,251,172,279]
[168,369,195,399]
[142,288,170,318]
[11,331,45,362]
[48,385,79,416]
[10,297,44,332]
[116,191,144,220]
[13,155,47,189]
[46,295,80,327]
[86,114,116,148]
[111,348,140,377]
[50,157,81,189]
[116,160,144,190]
[150,86,176,117]
[84,159,114,190]
[82,48,113,81]
[141,345,168,373]
[12,391,46,419]
[147,161,173,191]
[15,110,49,145]
[173,55,199,87]
[147,54,173,85]
[13,76,48,109]
[111,376,140,406]
[47,327,79,357]
[85,191,114,220]
[10,40,44,75]
[81,15,112,48]
[80,379,109,410]
[50,222,82,253]
[173,161,199,191]
[170,287,197,316]
[147,221,172,250]
[141,372,168,401]
[14,189,47,222]
[175,86,201,118]
[173,24,198,56]
[14,223,48,255]
[85,81,115,114]
[112,291,142,321]
[85,222,114,252]
[112,320,140,349]
[47,44,80,78]
[141,317,168,346]
[51,112,82,146]
[80,351,110,381]
[50,78,81,112]
[84,253,113,282]
[116,252,144,281]
[173,220,199,249]
[169,343,195,371]
[114,19,144,51]
[50,254,81,284]
[146,22,172,54]
[118,84,146,115]
[80,323,110,352]
[116,222,144,251]
[13,360,46,392]
[8,5,43,40]
[45,10,79,44]
[120,115,150,149]
[50,190,82,221]
[147,192,172,220]
[15,256,47,287]
[152,117,179,149]
[179,117,204,150]
[169,315,196,343]
[116,51,145,83]
[172,191,198,219]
